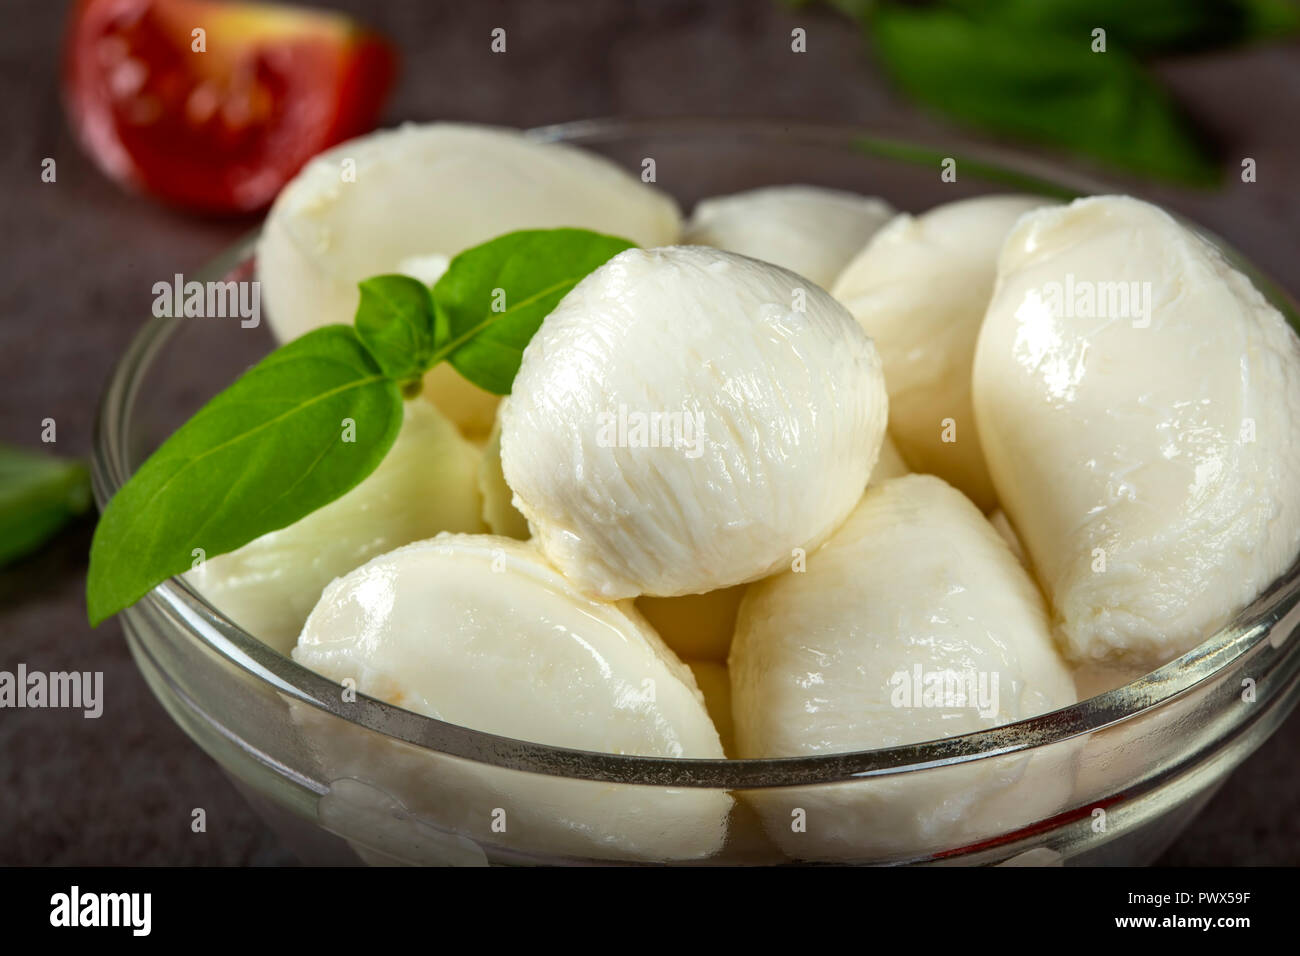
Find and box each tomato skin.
[63,0,396,214]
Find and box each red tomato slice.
[64,0,395,213]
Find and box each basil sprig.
[87,227,633,625]
[870,5,1218,186]
[789,0,1300,185]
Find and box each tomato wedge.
[64,0,395,213]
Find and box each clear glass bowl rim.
[90,116,1300,789]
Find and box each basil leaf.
[869,6,1220,185]
[86,325,402,625]
[944,0,1300,54]
[430,228,636,395]
[355,274,437,382]
[0,445,91,568]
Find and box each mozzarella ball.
[502,245,889,599]
[729,474,1077,860]
[259,123,681,341]
[973,196,1300,666]
[292,534,731,861]
[476,401,530,540]
[683,185,894,289]
[257,123,681,434]
[188,399,483,654]
[832,195,1052,511]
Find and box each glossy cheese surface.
[502,245,889,599]
[973,195,1300,665]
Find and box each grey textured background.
[1,0,1297,864]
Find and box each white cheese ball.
[973,196,1300,666]
[257,123,682,435]
[188,399,483,654]
[683,185,895,289]
[292,535,732,861]
[832,195,1053,511]
[501,245,890,599]
[729,475,1078,861]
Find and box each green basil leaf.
[355,274,437,382]
[869,6,1220,185]
[86,325,402,625]
[943,0,1300,55]
[430,228,636,395]
[0,445,91,568]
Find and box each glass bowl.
[91,117,1300,865]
